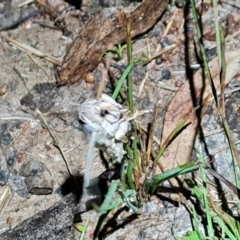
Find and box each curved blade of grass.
[112,62,134,100]
[80,216,90,240]
[94,180,120,214]
[199,145,214,237]
[111,58,147,100]
[154,118,188,167]
[148,161,205,193]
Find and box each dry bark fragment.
[0,193,78,240]
[59,0,168,85]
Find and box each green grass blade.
[111,62,134,100]
[126,160,136,190]
[199,145,214,237]
[80,216,90,240]
[149,161,202,193]
[153,119,188,166]
[94,180,120,214]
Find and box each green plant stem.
[112,62,134,100]
[191,205,203,239]
[95,180,120,214]
[150,161,205,193]
[126,13,140,173]
[190,0,218,104]
[216,22,240,209]
[199,145,214,238]
[120,158,126,185]
[126,16,133,113]
[126,160,135,189]
[80,216,89,240]
[212,0,221,70]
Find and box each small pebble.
[1,131,13,146]
[175,0,186,8]
[161,52,170,61]
[85,73,94,83]
[7,158,14,166]
[5,147,17,168]
[20,93,33,107]
[175,80,183,87]
[190,64,201,71]
[160,38,169,48]
[155,57,162,65]
[206,47,217,60]
[54,188,63,196]
[6,217,13,225]
[161,69,172,80]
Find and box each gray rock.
[19,159,53,195]
[8,174,29,198]
[0,123,13,146]
[142,201,159,218]
[161,69,172,80]
[0,148,9,185]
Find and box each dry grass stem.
[27,52,56,83]
[0,186,12,216]
[138,124,161,145]
[137,72,148,97]
[17,0,35,7]
[0,34,61,65]
[13,67,31,94]
[146,105,159,165]
[146,44,176,64]
[157,82,179,91]
[36,109,79,189]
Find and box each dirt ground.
[1,0,240,239]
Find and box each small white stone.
[53,155,61,162]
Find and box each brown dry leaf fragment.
[59,0,168,85]
[158,49,240,174]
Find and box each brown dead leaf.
[59,0,168,85]
[157,49,240,184]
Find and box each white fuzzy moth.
[79,94,129,194]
